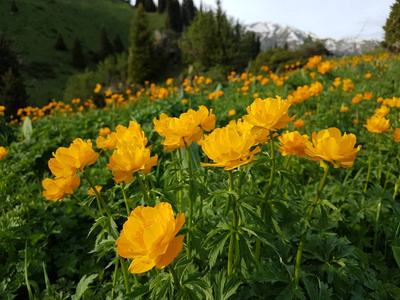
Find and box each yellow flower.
[116,202,185,274]
[305,127,361,168]
[228,109,236,117]
[352,118,359,125]
[181,99,188,104]
[340,106,349,113]
[351,94,362,104]
[374,105,389,117]
[363,116,391,133]
[208,92,216,100]
[365,73,372,79]
[166,78,174,85]
[278,131,309,158]
[42,174,81,201]
[243,96,295,131]
[0,146,8,160]
[96,133,117,150]
[201,126,261,170]
[94,83,102,93]
[99,127,111,136]
[293,119,305,128]
[153,106,215,152]
[88,186,103,196]
[227,118,271,145]
[310,81,323,96]
[216,90,224,97]
[393,128,400,142]
[363,92,373,100]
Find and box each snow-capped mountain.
[246,22,380,56]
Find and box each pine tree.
[99,28,114,60]
[0,68,27,118]
[0,33,20,77]
[71,38,86,68]
[166,0,182,32]
[10,0,19,13]
[135,0,144,7]
[128,3,155,83]
[383,0,400,51]
[113,34,124,53]
[158,0,166,13]
[144,0,156,12]
[54,33,67,51]
[182,0,196,28]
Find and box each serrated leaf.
[73,274,98,300]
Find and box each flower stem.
[227,170,238,277]
[176,150,183,213]
[135,172,151,206]
[168,264,182,291]
[82,170,111,217]
[364,155,372,193]
[373,200,382,250]
[119,257,131,293]
[120,183,131,216]
[111,256,119,298]
[72,194,97,220]
[294,164,330,287]
[184,142,194,259]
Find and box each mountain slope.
[246,21,380,56]
[0,0,164,107]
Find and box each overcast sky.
[192,0,395,40]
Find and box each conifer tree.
[54,33,67,51]
[383,0,400,51]
[0,34,20,77]
[10,0,19,13]
[158,0,166,13]
[166,0,182,32]
[113,34,124,53]
[182,0,196,28]
[128,3,155,83]
[71,38,86,68]
[135,0,144,7]
[99,28,114,60]
[144,0,156,12]
[0,68,27,118]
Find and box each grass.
[0,0,165,107]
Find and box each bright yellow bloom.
[153,106,215,152]
[0,146,8,160]
[393,128,400,142]
[114,121,149,149]
[278,131,309,158]
[363,116,391,133]
[317,61,334,74]
[342,79,354,93]
[293,119,305,128]
[227,118,271,145]
[166,78,174,85]
[374,105,389,118]
[288,85,312,104]
[99,127,111,136]
[116,202,185,274]
[305,127,361,168]
[49,139,99,177]
[310,81,323,96]
[243,96,295,131]
[352,118,359,125]
[228,109,236,117]
[216,90,224,97]
[351,94,362,104]
[94,83,102,93]
[88,186,103,196]
[181,99,188,104]
[340,106,349,113]
[365,73,372,79]
[363,92,373,100]
[304,55,322,68]
[261,78,269,85]
[208,92,216,100]
[96,133,117,150]
[42,174,81,201]
[201,126,261,170]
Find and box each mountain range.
[246,22,381,56]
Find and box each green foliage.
[113,34,124,53]
[0,68,28,117]
[182,0,196,28]
[158,0,167,13]
[128,3,156,83]
[383,0,400,51]
[54,33,67,51]
[98,28,114,61]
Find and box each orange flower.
[363,116,391,133]
[88,186,102,196]
[201,126,260,170]
[226,118,271,145]
[243,96,295,131]
[228,109,236,117]
[340,106,349,113]
[351,94,362,104]
[116,202,185,274]
[208,92,216,100]
[278,131,309,158]
[42,174,81,201]
[374,105,389,117]
[94,83,102,93]
[0,146,8,160]
[365,73,372,79]
[393,128,400,142]
[305,127,361,168]
[96,133,117,150]
[216,90,224,97]
[99,127,111,136]
[293,119,305,128]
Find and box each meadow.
[2,51,400,299]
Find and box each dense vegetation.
[2,50,400,299]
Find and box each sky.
[192,0,395,40]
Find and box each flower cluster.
[43,139,99,201]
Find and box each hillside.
[0,0,164,107]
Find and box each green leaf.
[392,246,400,268]
[73,274,98,300]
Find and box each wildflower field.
[2,51,400,299]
